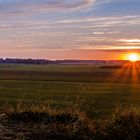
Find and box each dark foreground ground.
[0,104,140,140]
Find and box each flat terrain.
[0,63,140,118]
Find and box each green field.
[0,64,140,118]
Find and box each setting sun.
[127,53,139,62]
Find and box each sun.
[127,53,139,62]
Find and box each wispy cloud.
[58,15,140,26]
[119,39,140,43]
[0,22,49,29]
[0,0,97,16]
[0,0,123,17]
[77,45,140,53]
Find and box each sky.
[0,0,140,60]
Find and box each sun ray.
[108,62,130,83]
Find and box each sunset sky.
[0,0,140,60]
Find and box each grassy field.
[0,63,140,118]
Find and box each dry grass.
[0,104,140,140]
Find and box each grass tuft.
[0,104,140,140]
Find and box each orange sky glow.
[0,0,140,60]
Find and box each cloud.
[0,22,49,29]
[117,39,140,46]
[58,15,140,26]
[92,32,105,35]
[77,45,140,52]
[0,0,96,16]
[119,39,140,43]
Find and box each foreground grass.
[0,104,140,140]
[1,80,140,118]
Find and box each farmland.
[0,63,140,118]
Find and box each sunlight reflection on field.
[108,62,140,96]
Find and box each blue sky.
[0,0,140,59]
